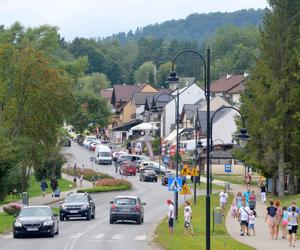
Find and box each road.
[0,142,182,250]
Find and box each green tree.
[77,73,111,94]
[157,62,172,87]
[134,61,156,84]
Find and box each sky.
[0,0,268,41]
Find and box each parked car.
[13,205,59,238]
[139,169,158,182]
[60,137,71,147]
[139,161,167,175]
[120,161,137,176]
[112,151,127,161]
[59,192,96,221]
[109,196,146,224]
[95,144,112,165]
[83,136,97,147]
[161,172,175,186]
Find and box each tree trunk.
[272,175,277,195]
[288,167,296,194]
[278,143,285,197]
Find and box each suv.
[59,192,96,221]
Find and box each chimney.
[226,74,232,79]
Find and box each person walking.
[248,210,256,236]
[79,173,83,188]
[245,172,252,188]
[274,200,282,240]
[265,200,278,239]
[236,192,243,208]
[183,201,194,236]
[282,206,289,240]
[73,175,77,187]
[260,182,267,204]
[243,188,251,204]
[287,206,299,247]
[73,163,78,176]
[166,199,175,235]
[40,179,48,197]
[50,178,58,197]
[219,189,228,215]
[238,201,250,236]
[288,201,300,214]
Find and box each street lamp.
[167,49,210,250]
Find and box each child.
[231,202,238,218]
[248,210,256,236]
[281,206,288,239]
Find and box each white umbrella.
[130,123,158,131]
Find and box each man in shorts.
[167,199,175,235]
[219,189,228,215]
[239,201,250,236]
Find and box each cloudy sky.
[0,0,268,41]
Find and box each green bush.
[62,168,113,182]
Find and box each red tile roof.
[111,84,140,105]
[211,74,245,93]
[100,89,113,100]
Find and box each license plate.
[27,228,38,231]
[121,208,130,212]
[69,210,79,213]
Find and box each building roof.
[200,96,231,112]
[158,88,173,94]
[210,74,246,93]
[132,92,157,105]
[227,84,245,94]
[100,89,113,100]
[181,100,206,120]
[111,84,140,105]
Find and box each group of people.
[166,199,194,236]
[40,177,60,197]
[71,162,84,188]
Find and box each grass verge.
[155,193,255,250]
[0,213,14,234]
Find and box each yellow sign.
[180,164,191,176]
[180,183,192,195]
[190,167,199,177]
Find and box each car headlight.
[61,204,66,209]
[43,220,54,226]
[81,205,89,210]
[14,221,22,227]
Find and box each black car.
[161,172,175,186]
[139,169,158,182]
[109,196,146,224]
[60,137,71,147]
[59,192,95,221]
[13,205,59,238]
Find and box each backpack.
[269,206,276,217]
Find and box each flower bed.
[95,178,132,188]
[78,178,132,193]
[3,203,22,215]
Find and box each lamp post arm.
[211,105,246,128]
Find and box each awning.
[164,128,185,142]
[130,122,158,131]
[112,119,142,132]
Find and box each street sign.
[163,156,169,164]
[168,177,182,192]
[190,167,199,177]
[180,164,191,176]
[180,183,191,195]
[224,164,232,173]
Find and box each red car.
[120,161,137,176]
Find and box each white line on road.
[93,233,105,239]
[134,235,147,241]
[111,234,124,240]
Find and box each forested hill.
[106,8,264,44]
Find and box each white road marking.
[111,234,124,240]
[134,235,147,241]
[93,233,105,239]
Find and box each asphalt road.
[0,143,182,250]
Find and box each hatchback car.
[161,172,175,186]
[120,161,137,176]
[13,205,59,238]
[109,196,146,224]
[59,192,95,221]
[139,169,158,182]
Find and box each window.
[115,198,137,205]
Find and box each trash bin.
[21,192,29,206]
[214,207,223,224]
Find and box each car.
[60,137,71,147]
[95,144,112,165]
[139,161,167,175]
[161,172,175,186]
[13,205,59,238]
[109,196,146,224]
[112,151,127,161]
[83,136,97,147]
[139,169,158,182]
[59,192,96,221]
[120,161,137,176]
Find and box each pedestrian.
[73,175,77,187]
[73,162,78,175]
[238,201,250,236]
[260,181,267,204]
[236,192,243,208]
[288,201,300,214]
[231,202,238,218]
[243,188,251,203]
[248,210,256,236]
[166,199,175,235]
[287,206,299,247]
[274,199,282,240]
[219,189,228,215]
[50,177,58,197]
[265,200,277,239]
[183,201,194,236]
[245,172,252,188]
[79,173,83,188]
[40,179,48,197]
[249,190,256,210]
[80,164,85,174]
[282,206,288,240]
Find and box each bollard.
[21,192,29,206]
[213,207,223,232]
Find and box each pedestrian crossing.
[85,233,147,242]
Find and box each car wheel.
[137,216,142,225]
[60,215,64,221]
[142,217,144,223]
[49,228,55,237]
[91,210,95,219]
[109,217,114,224]
[155,179,157,182]
[133,173,136,176]
[13,232,19,238]
[86,211,91,221]
[55,226,59,235]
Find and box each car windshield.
[100,152,110,157]
[65,195,88,203]
[115,198,137,205]
[19,207,51,217]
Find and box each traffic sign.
[180,183,191,195]
[190,167,199,176]
[168,177,182,192]
[180,164,191,176]
[224,164,232,173]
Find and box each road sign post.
[224,164,232,190]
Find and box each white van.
[95,145,112,165]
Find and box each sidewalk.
[0,173,93,213]
[223,181,297,250]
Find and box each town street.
[0,143,180,250]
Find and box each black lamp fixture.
[235,128,250,148]
[167,71,180,82]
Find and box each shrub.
[95,178,132,188]
[3,203,22,215]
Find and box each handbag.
[287,225,292,230]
